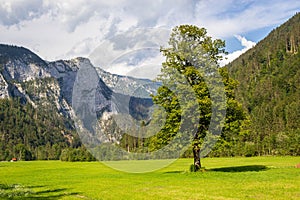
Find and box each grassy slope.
[0,157,299,199]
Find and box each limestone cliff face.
[0,44,157,142]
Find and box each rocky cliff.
[0,44,157,142]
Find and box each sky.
[0,0,299,79]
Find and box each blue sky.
[0,0,299,78]
[225,25,271,52]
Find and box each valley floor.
[0,157,299,199]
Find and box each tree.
[151,25,247,171]
[15,144,32,161]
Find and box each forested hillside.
[226,13,300,156]
[0,98,76,160]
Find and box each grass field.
[0,157,299,199]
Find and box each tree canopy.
[147,25,248,171]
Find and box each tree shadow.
[34,188,68,195]
[28,187,81,199]
[0,184,81,199]
[163,170,184,174]
[208,165,268,172]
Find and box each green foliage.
[147,86,182,152]
[60,147,96,162]
[226,13,300,156]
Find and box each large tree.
[150,25,247,171]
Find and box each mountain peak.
[0,44,46,66]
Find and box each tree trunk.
[193,143,201,171]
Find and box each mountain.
[0,44,157,161]
[1,13,300,160]
[226,13,300,155]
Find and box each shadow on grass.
[208,165,268,172]
[164,170,184,174]
[0,184,80,199]
[164,165,268,174]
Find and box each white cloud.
[220,35,256,66]
[0,0,299,66]
[88,28,169,65]
[0,0,48,26]
[107,50,164,80]
[235,35,256,49]
[88,28,169,79]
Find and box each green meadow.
[0,157,299,199]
